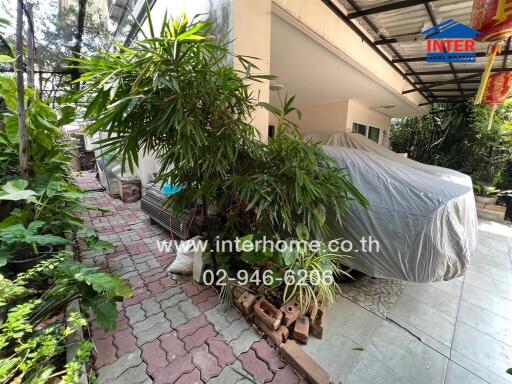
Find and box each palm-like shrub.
[73,13,367,250]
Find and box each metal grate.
[141,185,203,239]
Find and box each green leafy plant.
[236,226,345,317]
[0,76,73,184]
[16,252,132,331]
[0,301,92,384]
[0,177,112,266]
[473,182,500,197]
[390,101,512,183]
[281,238,343,318]
[0,221,70,265]
[72,13,367,254]
[496,158,512,190]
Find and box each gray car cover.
[309,133,477,282]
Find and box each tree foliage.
[390,101,512,184]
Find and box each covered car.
[308,133,477,282]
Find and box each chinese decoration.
[483,72,512,128]
[470,0,512,104]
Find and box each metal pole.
[16,0,28,179]
[26,2,34,88]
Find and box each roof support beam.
[424,3,464,98]
[428,88,479,92]
[414,79,481,85]
[393,49,512,63]
[320,0,432,103]
[419,99,467,106]
[347,0,438,19]
[374,35,423,45]
[405,68,512,76]
[403,73,482,94]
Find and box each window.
[352,123,367,136]
[268,125,275,139]
[368,126,380,143]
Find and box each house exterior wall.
[271,0,427,110]
[295,99,390,145]
[232,0,272,142]
[134,0,235,185]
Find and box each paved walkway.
[76,172,302,384]
[304,219,512,384]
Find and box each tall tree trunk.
[70,0,87,88]
[16,0,28,179]
[26,3,34,88]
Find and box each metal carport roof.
[321,0,512,106]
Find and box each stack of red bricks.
[233,287,325,347]
[117,176,142,202]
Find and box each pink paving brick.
[270,365,303,383]
[93,335,117,369]
[191,345,222,382]
[197,295,221,312]
[173,368,201,384]
[252,339,286,372]
[141,339,169,375]
[206,337,236,367]
[191,287,217,305]
[181,281,203,298]
[175,315,209,339]
[152,354,195,384]
[148,280,167,295]
[123,290,152,308]
[182,324,217,351]
[117,311,130,330]
[239,348,274,384]
[113,327,137,357]
[160,332,187,360]
[143,271,169,284]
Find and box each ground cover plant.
[0,75,132,382]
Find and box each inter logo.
[421,19,479,63]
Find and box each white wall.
[232,0,272,142]
[347,99,391,145]
[296,98,390,145]
[297,100,349,134]
[136,0,233,185]
[272,0,427,111]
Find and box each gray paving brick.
[221,317,251,342]
[160,292,188,310]
[178,299,201,320]
[141,297,162,317]
[229,327,261,356]
[208,360,254,384]
[109,363,151,384]
[164,306,188,327]
[133,312,171,346]
[97,349,142,383]
[125,303,145,325]
[205,305,241,333]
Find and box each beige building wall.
[272,0,427,110]
[232,0,272,142]
[298,100,349,134]
[296,99,390,145]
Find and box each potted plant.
[0,221,70,272]
[474,182,500,205]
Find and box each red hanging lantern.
[470,0,512,104]
[483,71,512,128]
